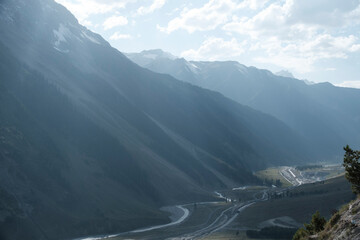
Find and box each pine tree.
[293,211,326,239]
[292,228,308,240]
[343,145,360,194]
[304,211,326,234]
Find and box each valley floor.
[77,165,354,240]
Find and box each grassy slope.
[255,168,292,187]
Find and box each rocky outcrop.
[317,197,360,240]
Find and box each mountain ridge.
[126,49,360,161]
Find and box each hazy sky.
[54,0,360,87]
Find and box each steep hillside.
[0,0,316,239]
[126,50,360,161]
[319,197,360,240]
[293,197,360,240]
[0,43,173,239]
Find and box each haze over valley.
[0,0,360,239]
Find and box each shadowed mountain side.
[0,0,314,239]
[126,50,360,161]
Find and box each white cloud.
[158,0,238,33]
[181,37,246,61]
[137,0,166,15]
[336,81,360,89]
[249,34,360,73]
[81,19,93,27]
[350,44,360,52]
[223,2,312,39]
[55,0,133,24]
[222,0,360,73]
[286,0,360,27]
[238,0,269,10]
[158,0,279,34]
[255,54,314,73]
[224,0,360,40]
[103,15,128,30]
[109,32,132,40]
[298,34,360,59]
[348,4,360,24]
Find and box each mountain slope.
[318,197,360,240]
[293,196,360,240]
[0,0,313,239]
[126,50,360,161]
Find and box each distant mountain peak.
[138,49,177,60]
[303,79,316,85]
[275,70,295,78]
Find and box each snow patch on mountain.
[0,4,15,22]
[236,63,248,73]
[186,61,200,73]
[143,53,158,59]
[53,23,71,52]
[303,79,316,85]
[81,31,101,45]
[276,70,295,78]
[141,49,177,60]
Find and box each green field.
[255,167,292,187]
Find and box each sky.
[54,0,360,87]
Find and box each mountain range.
[0,0,358,239]
[126,49,360,161]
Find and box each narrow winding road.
[131,206,190,233]
[75,186,275,240]
[173,190,268,240]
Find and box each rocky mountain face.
[297,197,360,240]
[0,0,317,239]
[322,197,360,240]
[126,50,360,161]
